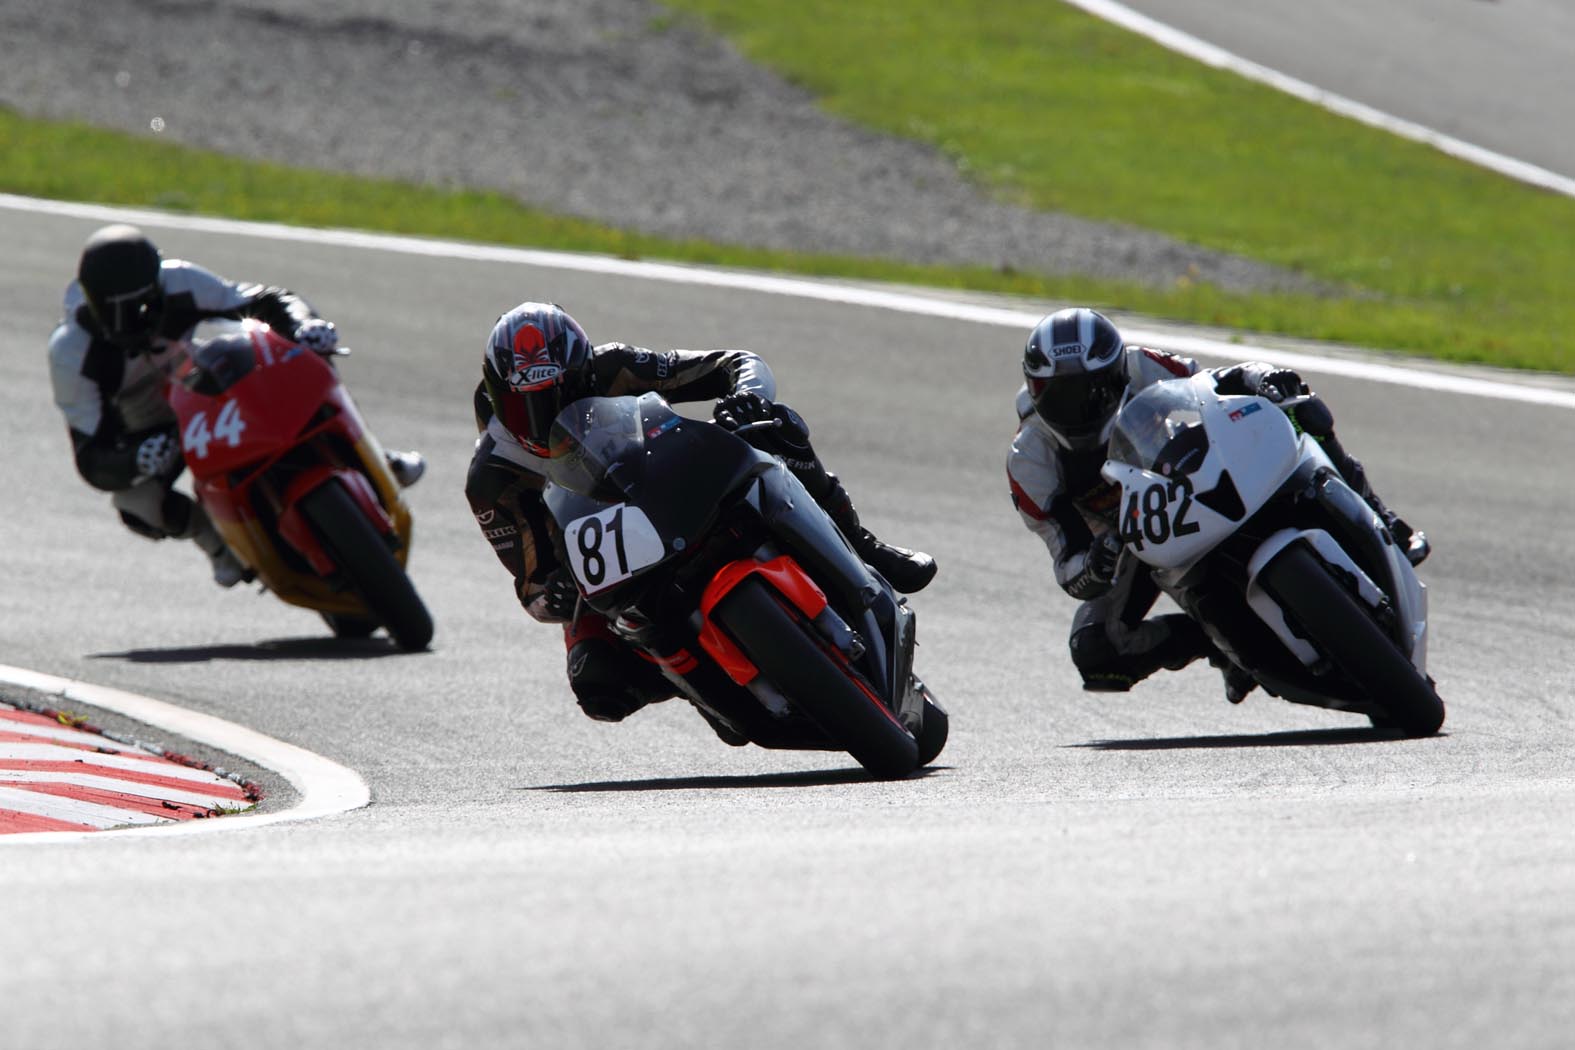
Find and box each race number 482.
[1118,475,1201,550]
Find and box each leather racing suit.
[467,341,886,732]
[1008,346,1386,693]
[49,259,319,560]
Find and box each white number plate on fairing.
[565,504,667,594]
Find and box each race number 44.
[182,401,246,459]
[1118,475,1201,550]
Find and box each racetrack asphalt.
[4,1,1574,1046]
[4,201,1575,1049]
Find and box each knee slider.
[567,637,667,721]
[118,509,170,541]
[1069,624,1118,675]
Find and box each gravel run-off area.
[0,0,1321,296]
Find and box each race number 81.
[1118,475,1201,550]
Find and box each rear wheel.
[716,577,919,778]
[299,481,433,652]
[1259,544,1443,736]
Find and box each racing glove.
[1066,533,1123,600]
[713,391,775,432]
[134,430,182,482]
[540,566,581,622]
[294,318,343,356]
[1255,368,1307,403]
[713,393,812,453]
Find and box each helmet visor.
[93,281,162,343]
[1029,367,1125,443]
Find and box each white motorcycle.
[1101,372,1445,736]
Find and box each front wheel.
[914,680,949,767]
[1259,544,1443,736]
[715,577,919,778]
[298,481,434,652]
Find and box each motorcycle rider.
[466,301,937,730]
[48,224,427,587]
[1007,306,1429,702]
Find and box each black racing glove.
[541,566,580,621]
[1256,368,1307,403]
[713,391,775,432]
[713,393,812,452]
[1065,533,1123,601]
[1087,532,1122,584]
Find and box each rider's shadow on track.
[88,637,414,663]
[1072,727,1443,750]
[532,766,950,793]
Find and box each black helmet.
[1022,307,1128,450]
[481,302,593,457]
[78,224,164,346]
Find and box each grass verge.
[661,0,1575,372]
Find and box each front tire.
[298,481,434,652]
[914,680,949,767]
[716,577,919,778]
[1259,544,1443,736]
[320,612,379,640]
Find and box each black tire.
[320,612,379,640]
[1259,544,1443,737]
[716,577,919,778]
[914,683,949,767]
[298,481,434,652]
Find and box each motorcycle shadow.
[533,765,950,793]
[89,636,411,663]
[1071,727,1442,751]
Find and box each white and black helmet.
[1022,307,1128,450]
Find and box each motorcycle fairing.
[1245,528,1387,666]
[168,321,413,614]
[277,470,395,577]
[696,555,830,685]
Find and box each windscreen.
[1106,380,1210,476]
[181,335,258,395]
[539,396,648,499]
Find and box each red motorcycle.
[167,320,433,650]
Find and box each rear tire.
[299,481,434,652]
[716,577,919,778]
[1259,544,1443,736]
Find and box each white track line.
[1061,0,1575,199]
[6,192,1573,410]
[0,664,370,843]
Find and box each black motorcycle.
[540,393,947,777]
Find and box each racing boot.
[1070,615,1211,693]
[1211,654,1258,704]
[1290,399,1429,567]
[809,474,936,594]
[182,499,250,588]
[1322,441,1429,566]
[733,397,938,592]
[384,449,427,488]
[694,705,750,747]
